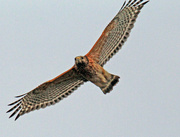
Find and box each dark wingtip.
[8,98,22,106]
[7,102,21,114]
[9,111,16,119]
[15,114,20,121]
[8,105,21,120]
[15,93,26,98]
[125,0,132,7]
[136,0,149,10]
[7,107,14,113]
[120,1,126,11]
[142,0,150,5]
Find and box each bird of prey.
[7,0,149,120]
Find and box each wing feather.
[7,67,86,120]
[86,0,149,66]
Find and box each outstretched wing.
[7,67,87,120]
[86,0,149,66]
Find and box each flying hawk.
[7,0,149,120]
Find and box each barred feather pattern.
[7,0,149,121]
[7,67,86,120]
[86,0,149,66]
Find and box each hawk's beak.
[75,56,85,68]
[75,57,82,64]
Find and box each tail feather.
[101,75,120,94]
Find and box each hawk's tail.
[101,75,120,94]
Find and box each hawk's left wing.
[86,0,149,66]
[7,67,87,120]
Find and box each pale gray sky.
[1,0,180,137]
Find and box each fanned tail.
[101,75,120,94]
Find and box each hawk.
[7,0,149,120]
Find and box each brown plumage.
[7,0,149,120]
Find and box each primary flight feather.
[7,0,149,120]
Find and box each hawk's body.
[7,0,149,120]
[74,56,119,94]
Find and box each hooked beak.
[75,56,85,68]
[75,57,82,64]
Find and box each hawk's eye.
[75,58,77,61]
[81,57,83,59]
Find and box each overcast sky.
[1,0,180,137]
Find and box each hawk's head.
[75,56,89,68]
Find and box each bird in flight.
[7,0,149,120]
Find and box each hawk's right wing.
[7,67,87,120]
[86,0,149,66]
